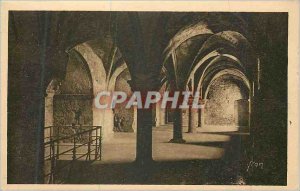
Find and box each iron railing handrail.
[44,125,102,184]
[45,125,99,129]
[44,137,99,160]
[44,126,101,145]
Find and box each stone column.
[170,107,186,143]
[93,96,113,142]
[188,97,198,133]
[128,80,157,166]
[165,109,169,123]
[160,107,166,125]
[44,91,55,184]
[198,108,201,127]
[199,99,206,128]
[154,103,160,127]
[136,103,153,164]
[44,91,55,142]
[201,106,205,128]
[132,106,137,132]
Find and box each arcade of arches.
[8,12,287,185]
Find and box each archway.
[45,50,94,133]
[44,49,94,174]
[202,74,249,132]
[53,50,93,130]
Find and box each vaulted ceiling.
[9,12,287,98]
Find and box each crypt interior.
[8,12,287,185]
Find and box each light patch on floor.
[96,124,231,164]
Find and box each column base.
[169,138,186,143]
[187,129,196,133]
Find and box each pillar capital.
[127,76,161,92]
[188,96,194,105]
[199,99,207,105]
[45,90,56,98]
[187,96,206,107]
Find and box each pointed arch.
[197,55,245,87]
[108,61,128,91]
[73,42,107,95]
[203,68,250,100]
[163,22,213,60]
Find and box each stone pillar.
[200,99,206,128]
[198,108,201,127]
[102,108,114,142]
[187,97,198,133]
[160,107,166,125]
[128,80,157,166]
[201,106,205,128]
[44,91,54,184]
[132,106,137,132]
[170,108,186,143]
[136,105,153,165]
[92,107,103,141]
[154,103,160,127]
[44,91,55,142]
[93,93,113,142]
[165,109,169,123]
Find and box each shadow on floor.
[52,133,249,185]
[55,159,243,185]
[201,131,250,136]
[183,141,227,148]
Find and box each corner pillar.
[187,97,198,133]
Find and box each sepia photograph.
[0,1,299,190]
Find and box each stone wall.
[53,53,93,140]
[234,99,249,127]
[204,77,248,127]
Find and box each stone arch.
[73,42,107,95]
[163,21,213,60]
[72,42,112,141]
[187,52,245,93]
[196,31,256,71]
[199,31,253,54]
[200,68,250,132]
[44,78,62,143]
[71,40,134,140]
[203,68,250,100]
[53,50,94,128]
[162,12,250,62]
[196,56,246,93]
[153,80,169,127]
[108,61,128,91]
[43,49,95,162]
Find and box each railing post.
[72,136,76,161]
[95,128,98,160]
[87,131,91,161]
[50,139,55,184]
[45,126,105,183]
[99,127,102,160]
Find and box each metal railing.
[44,125,102,184]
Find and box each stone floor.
[100,124,232,163]
[57,124,249,184]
